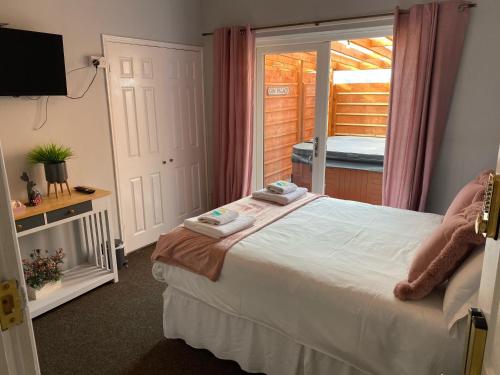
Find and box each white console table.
[14,188,119,318]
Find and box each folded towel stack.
[184,215,255,239]
[266,180,298,195]
[198,207,239,225]
[252,186,308,205]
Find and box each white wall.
[0,0,202,235]
[201,0,500,214]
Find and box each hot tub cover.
[292,136,385,172]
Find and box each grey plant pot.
[44,161,68,183]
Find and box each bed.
[152,197,466,375]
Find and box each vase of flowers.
[23,249,65,301]
[27,143,74,184]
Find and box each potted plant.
[23,249,65,301]
[27,143,73,185]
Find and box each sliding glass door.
[254,26,394,201]
[255,42,331,194]
[323,36,393,204]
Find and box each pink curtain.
[213,26,255,207]
[383,1,470,211]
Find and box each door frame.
[0,141,40,375]
[254,42,330,193]
[479,145,500,375]
[102,35,209,247]
[253,22,393,192]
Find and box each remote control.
[75,186,96,194]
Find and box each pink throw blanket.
[152,193,323,281]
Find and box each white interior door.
[0,142,40,375]
[479,146,500,375]
[105,37,208,252]
[163,48,208,225]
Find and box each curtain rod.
[201,2,476,37]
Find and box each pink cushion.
[443,170,492,222]
[395,201,485,301]
[408,222,451,282]
[407,170,490,283]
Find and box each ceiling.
[266,36,393,73]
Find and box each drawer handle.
[16,224,23,231]
[67,209,76,215]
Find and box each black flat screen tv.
[0,28,67,96]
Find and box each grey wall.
[1,0,498,219]
[201,0,500,214]
[0,0,202,229]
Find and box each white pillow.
[443,246,484,330]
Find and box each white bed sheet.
[153,197,465,375]
[163,286,371,375]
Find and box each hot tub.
[292,135,385,171]
[291,136,385,204]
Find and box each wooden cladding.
[330,83,390,137]
[264,52,316,185]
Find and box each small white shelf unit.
[15,189,119,319]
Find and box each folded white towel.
[184,215,255,239]
[266,181,298,195]
[198,207,239,225]
[252,187,307,205]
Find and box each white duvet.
[153,197,465,375]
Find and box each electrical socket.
[89,56,107,68]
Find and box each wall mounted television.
[0,28,67,96]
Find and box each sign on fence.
[267,86,290,96]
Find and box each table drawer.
[15,214,45,233]
[47,201,93,224]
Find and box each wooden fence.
[263,53,316,185]
[263,55,390,186]
[330,82,389,137]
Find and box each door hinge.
[463,308,487,375]
[0,279,24,331]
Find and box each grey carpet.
[33,245,254,375]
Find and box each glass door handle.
[313,136,319,158]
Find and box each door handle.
[313,137,319,158]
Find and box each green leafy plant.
[27,143,74,164]
[23,249,65,290]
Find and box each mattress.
[292,136,385,171]
[153,197,464,375]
